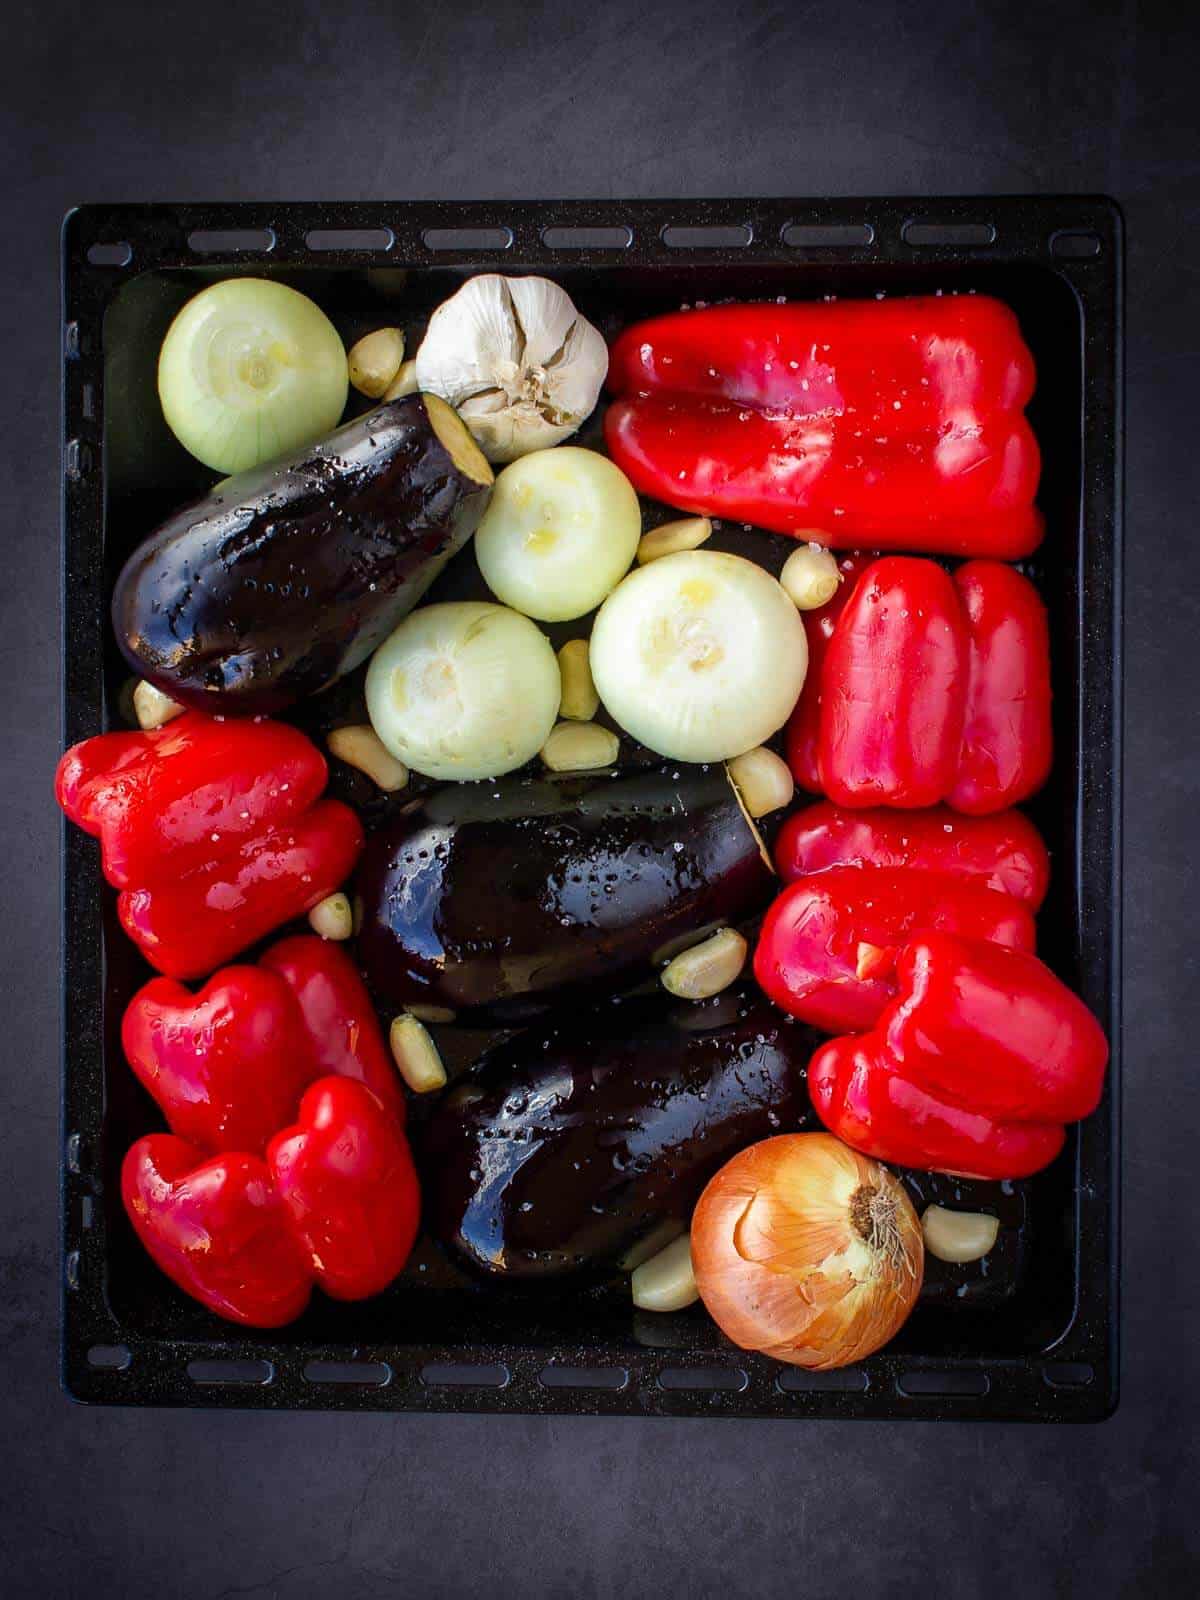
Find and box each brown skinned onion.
[691,1132,923,1369]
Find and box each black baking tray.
[60,197,1122,1421]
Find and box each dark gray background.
[3,1,1195,1595]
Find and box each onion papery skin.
[691,1132,923,1369]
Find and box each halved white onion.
[589,551,808,763]
[474,448,641,622]
[158,278,348,474]
[365,602,560,781]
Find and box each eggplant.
[422,990,817,1282]
[113,393,494,715]
[356,763,776,1024]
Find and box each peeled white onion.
[158,278,348,474]
[365,602,560,781]
[474,448,641,622]
[589,551,808,762]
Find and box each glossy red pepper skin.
[883,935,1108,1122]
[773,801,1051,909]
[818,557,968,808]
[784,552,873,792]
[121,935,405,1156]
[123,1064,418,1327]
[117,799,363,979]
[55,713,327,888]
[121,1136,313,1327]
[949,560,1053,814]
[56,713,363,978]
[753,868,1036,1033]
[261,936,407,1124]
[788,556,1052,814]
[119,938,416,1324]
[806,932,1108,1178]
[605,296,1042,557]
[121,967,316,1155]
[268,1079,420,1301]
[808,1035,1066,1181]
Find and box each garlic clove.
[389,1013,448,1095]
[631,1233,700,1312]
[132,679,186,731]
[661,928,748,1000]
[506,276,578,368]
[307,892,354,941]
[921,1205,1000,1264]
[726,746,795,819]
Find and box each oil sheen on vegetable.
[421,990,818,1280]
[356,763,776,1023]
[113,394,493,716]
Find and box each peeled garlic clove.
[921,1205,1000,1264]
[348,328,405,399]
[631,1233,699,1312]
[637,516,713,565]
[540,720,619,773]
[557,639,600,721]
[132,679,185,731]
[389,1014,448,1095]
[415,275,608,463]
[780,542,841,610]
[661,928,748,1000]
[307,892,353,941]
[327,724,410,792]
[727,746,794,818]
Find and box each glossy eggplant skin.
[113,395,493,716]
[357,764,776,1025]
[422,990,817,1282]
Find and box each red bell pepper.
[949,560,1053,815]
[605,295,1042,557]
[123,1077,420,1327]
[789,556,1051,813]
[268,1078,420,1301]
[55,713,327,887]
[56,712,363,977]
[784,551,873,792]
[122,935,406,1154]
[807,932,1109,1179]
[753,867,1036,1033]
[121,965,316,1156]
[122,1136,313,1328]
[808,1036,1067,1181]
[881,936,1108,1123]
[260,936,406,1124]
[818,557,968,808]
[774,800,1050,908]
[120,935,419,1324]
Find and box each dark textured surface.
[1,0,1196,1595]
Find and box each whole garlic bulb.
[415,275,608,463]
